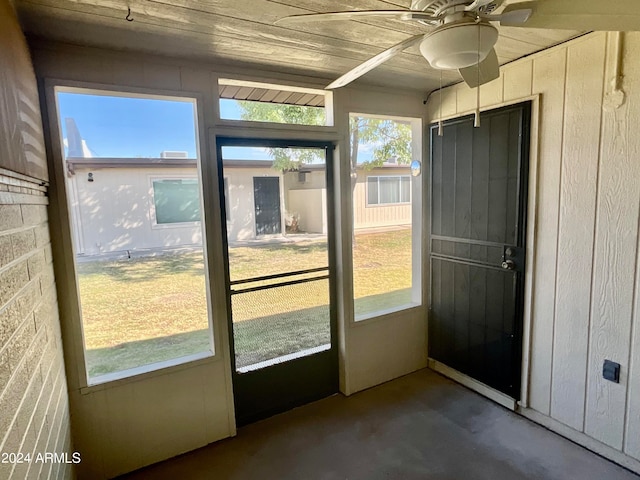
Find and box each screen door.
[217,137,338,425]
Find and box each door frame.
[216,136,339,425]
[426,96,540,409]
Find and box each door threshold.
[428,358,516,411]
[237,344,331,373]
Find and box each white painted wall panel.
[71,361,232,479]
[347,310,427,394]
[585,33,640,451]
[288,189,326,234]
[550,34,605,431]
[626,227,640,459]
[528,49,566,416]
[504,60,532,102]
[619,33,640,462]
[427,32,640,473]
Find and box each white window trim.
[365,175,412,207]
[348,113,423,324]
[149,175,202,229]
[48,83,217,389]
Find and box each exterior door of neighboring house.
[428,102,531,400]
[253,177,281,235]
[217,138,338,426]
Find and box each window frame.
[348,112,423,323]
[47,82,218,391]
[365,174,412,207]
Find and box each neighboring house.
[65,157,412,255]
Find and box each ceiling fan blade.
[482,9,533,25]
[458,48,500,88]
[275,10,436,26]
[326,35,426,89]
[502,0,640,31]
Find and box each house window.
[54,87,213,386]
[152,178,201,224]
[349,113,422,320]
[366,176,411,206]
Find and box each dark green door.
[217,138,338,426]
[253,177,281,235]
[429,103,531,399]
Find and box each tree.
[237,101,413,176]
[237,101,413,239]
[238,101,325,170]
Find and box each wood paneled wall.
[426,32,640,473]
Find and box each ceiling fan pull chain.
[474,16,481,128]
[438,70,443,137]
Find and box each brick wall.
[0,1,74,478]
[0,181,74,479]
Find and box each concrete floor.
[121,369,640,480]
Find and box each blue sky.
[56,92,373,161]
[57,93,199,158]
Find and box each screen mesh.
[232,278,330,371]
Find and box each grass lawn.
[78,229,413,378]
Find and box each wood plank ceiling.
[14,0,584,92]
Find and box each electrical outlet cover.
[603,360,620,383]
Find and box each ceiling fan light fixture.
[419,21,498,69]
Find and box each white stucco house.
[65,156,412,255]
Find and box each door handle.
[501,260,516,271]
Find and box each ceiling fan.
[275,0,640,90]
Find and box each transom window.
[367,175,411,206]
[218,78,333,126]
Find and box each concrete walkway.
[120,369,640,480]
